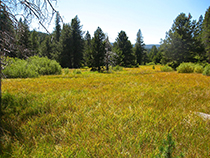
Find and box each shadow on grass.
[0,92,37,157]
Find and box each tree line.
[1,6,210,71]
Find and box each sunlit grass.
[1,65,210,157]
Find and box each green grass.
[1,65,210,157]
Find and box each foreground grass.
[1,66,210,157]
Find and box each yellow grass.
[1,65,210,157]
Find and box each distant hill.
[111,43,160,49]
[144,44,160,49]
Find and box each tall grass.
[1,65,210,157]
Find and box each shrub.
[160,65,173,72]
[203,64,210,76]
[73,69,82,74]
[146,62,155,66]
[194,65,204,73]
[167,61,179,70]
[177,62,195,73]
[3,59,39,78]
[3,56,62,78]
[112,65,123,71]
[28,56,62,75]
[63,68,70,75]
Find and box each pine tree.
[161,13,197,65]
[135,29,145,65]
[70,15,84,68]
[16,18,31,59]
[40,35,52,59]
[193,15,206,63]
[30,30,39,56]
[60,23,72,68]
[55,12,61,43]
[149,45,159,63]
[91,27,106,71]
[84,31,92,67]
[115,31,136,67]
[202,6,210,63]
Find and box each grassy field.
[1,65,210,157]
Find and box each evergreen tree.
[30,30,39,56]
[135,29,145,65]
[84,31,92,67]
[60,23,72,68]
[193,15,206,63]
[40,35,52,59]
[50,12,62,62]
[202,6,210,62]
[70,15,84,68]
[148,45,162,63]
[91,27,106,71]
[0,5,15,57]
[115,31,136,67]
[161,13,197,65]
[16,18,31,59]
[55,12,61,43]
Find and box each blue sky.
[37,0,209,44]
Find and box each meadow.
[1,65,210,157]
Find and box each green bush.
[203,64,210,76]
[73,69,82,74]
[3,56,62,78]
[177,62,195,73]
[194,65,204,73]
[112,65,123,71]
[146,62,155,66]
[28,56,62,75]
[167,61,179,70]
[3,59,39,78]
[160,65,173,72]
[63,68,70,75]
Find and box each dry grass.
[1,65,210,157]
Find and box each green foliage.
[135,29,145,65]
[160,65,174,72]
[114,30,137,67]
[112,65,123,71]
[73,69,82,74]
[55,12,61,43]
[167,61,179,70]
[30,30,39,56]
[40,35,52,59]
[3,56,62,78]
[177,62,195,73]
[194,64,204,73]
[59,16,84,68]
[83,31,92,67]
[202,64,210,76]
[3,58,39,78]
[28,56,62,75]
[16,18,31,59]
[60,23,72,68]
[70,15,84,68]
[63,68,70,75]
[161,13,205,65]
[156,133,184,158]
[202,6,210,62]
[146,62,155,65]
[90,27,106,71]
